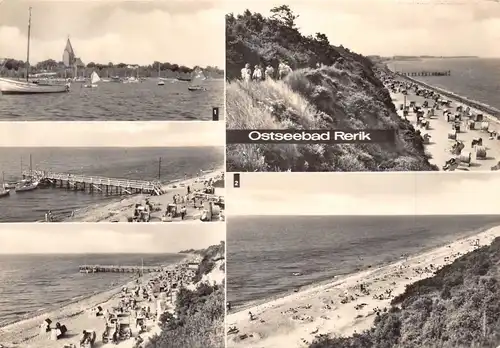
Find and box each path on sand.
[390,81,500,171]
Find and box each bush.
[309,237,500,348]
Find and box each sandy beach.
[0,254,197,348]
[58,167,225,223]
[226,226,500,348]
[387,74,500,171]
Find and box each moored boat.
[15,180,39,192]
[187,67,207,92]
[0,189,10,198]
[84,71,101,88]
[0,8,70,95]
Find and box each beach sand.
[0,255,194,348]
[226,226,500,348]
[61,167,225,223]
[389,79,500,171]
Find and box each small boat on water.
[84,71,101,88]
[0,8,70,95]
[188,67,207,91]
[123,76,139,84]
[110,76,122,83]
[16,180,39,192]
[0,172,10,198]
[3,182,16,189]
[16,154,38,192]
[157,63,165,85]
[177,77,191,82]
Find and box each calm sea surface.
[0,147,223,222]
[388,58,500,110]
[0,253,185,327]
[0,79,224,121]
[227,215,500,308]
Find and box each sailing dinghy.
[84,71,101,88]
[0,172,10,198]
[0,8,70,95]
[188,68,207,91]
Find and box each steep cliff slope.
[226,7,437,172]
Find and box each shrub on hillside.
[148,283,225,348]
[308,238,500,348]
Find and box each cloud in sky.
[0,121,225,147]
[0,222,225,254]
[227,0,500,57]
[0,0,225,66]
[227,172,500,215]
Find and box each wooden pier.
[399,70,451,77]
[23,170,163,196]
[79,264,164,273]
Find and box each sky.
[227,0,500,58]
[0,222,225,254]
[227,172,500,215]
[0,121,225,147]
[0,0,225,67]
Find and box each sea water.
[0,146,223,222]
[0,253,185,327]
[388,58,500,111]
[227,215,500,308]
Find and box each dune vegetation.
[309,237,500,348]
[146,242,225,348]
[226,6,437,172]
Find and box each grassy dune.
[310,237,500,348]
[226,7,437,172]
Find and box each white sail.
[190,68,206,87]
[90,71,101,84]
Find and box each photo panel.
[226,171,500,348]
[0,122,225,223]
[225,0,500,172]
[0,0,224,121]
[0,222,225,348]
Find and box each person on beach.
[241,63,252,82]
[180,206,187,220]
[252,65,263,81]
[278,61,292,79]
[265,65,275,80]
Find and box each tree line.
[1,58,223,76]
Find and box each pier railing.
[79,264,164,273]
[23,170,163,194]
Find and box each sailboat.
[84,71,101,88]
[188,67,207,91]
[157,63,165,86]
[0,8,70,95]
[0,172,10,198]
[15,154,39,192]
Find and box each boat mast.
[29,154,32,176]
[158,157,162,180]
[26,7,32,82]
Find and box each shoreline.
[398,73,500,121]
[226,225,500,348]
[228,220,499,313]
[0,253,195,347]
[382,67,500,171]
[51,166,225,222]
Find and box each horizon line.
[228,213,500,217]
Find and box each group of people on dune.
[240,61,293,82]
